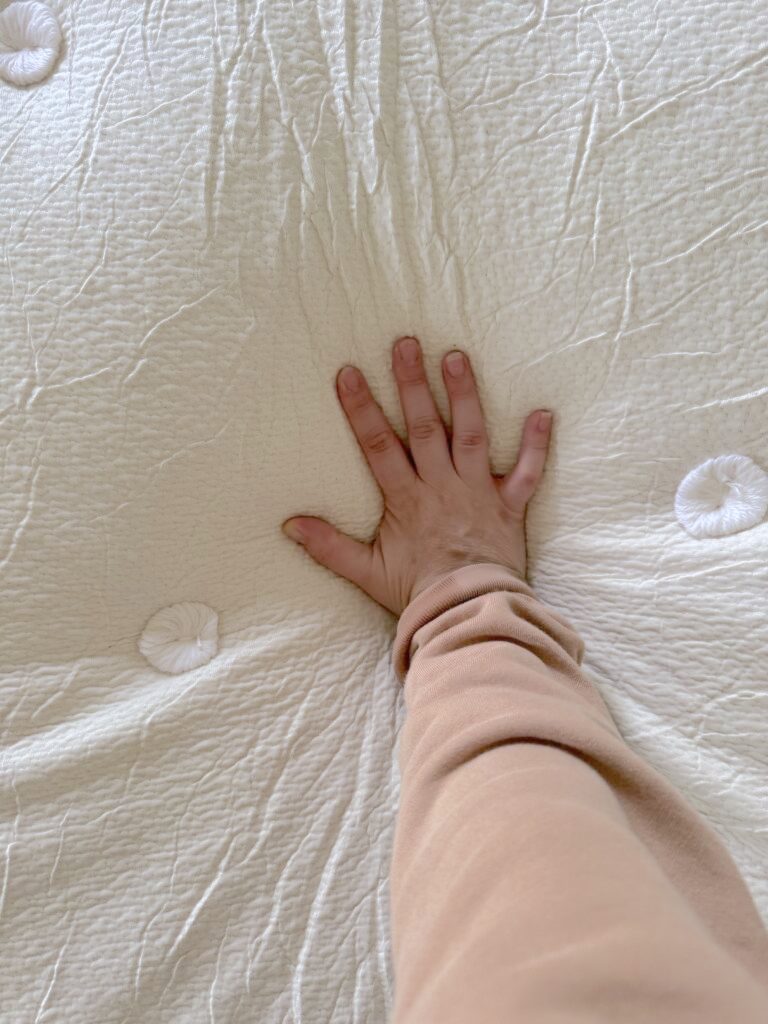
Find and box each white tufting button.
[139,602,219,674]
[675,455,768,539]
[0,1,62,86]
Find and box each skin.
[282,336,552,615]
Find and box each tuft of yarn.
[0,1,61,86]
[675,454,768,539]
[139,602,219,674]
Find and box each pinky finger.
[498,410,553,515]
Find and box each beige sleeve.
[388,563,768,1024]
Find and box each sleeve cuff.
[392,563,536,684]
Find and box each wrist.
[395,562,535,682]
[410,561,526,604]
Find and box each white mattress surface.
[1,0,767,1020]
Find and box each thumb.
[282,517,375,593]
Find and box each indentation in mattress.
[675,455,768,539]
[139,602,219,674]
[0,1,61,86]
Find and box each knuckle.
[362,427,393,455]
[519,470,539,489]
[399,366,427,385]
[410,415,441,442]
[345,391,371,413]
[455,429,486,450]
[449,374,474,395]
[313,530,338,561]
[388,484,417,514]
[501,501,525,525]
[311,536,331,560]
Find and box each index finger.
[336,365,416,501]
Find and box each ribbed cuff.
[392,563,536,684]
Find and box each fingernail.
[282,519,305,544]
[340,366,362,393]
[537,410,552,432]
[445,351,465,377]
[397,337,419,365]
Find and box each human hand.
[282,336,552,615]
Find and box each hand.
[282,336,552,615]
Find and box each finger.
[498,410,553,514]
[336,365,416,502]
[282,517,377,595]
[441,349,491,485]
[391,336,453,483]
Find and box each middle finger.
[391,336,453,483]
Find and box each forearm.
[389,564,768,1023]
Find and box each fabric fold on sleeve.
[388,562,768,1024]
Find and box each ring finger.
[441,349,491,485]
[391,336,453,483]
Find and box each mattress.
[1,0,766,1020]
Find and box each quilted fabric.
[1,1,766,1020]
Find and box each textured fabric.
[390,563,768,1023]
[3,1,768,1018]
